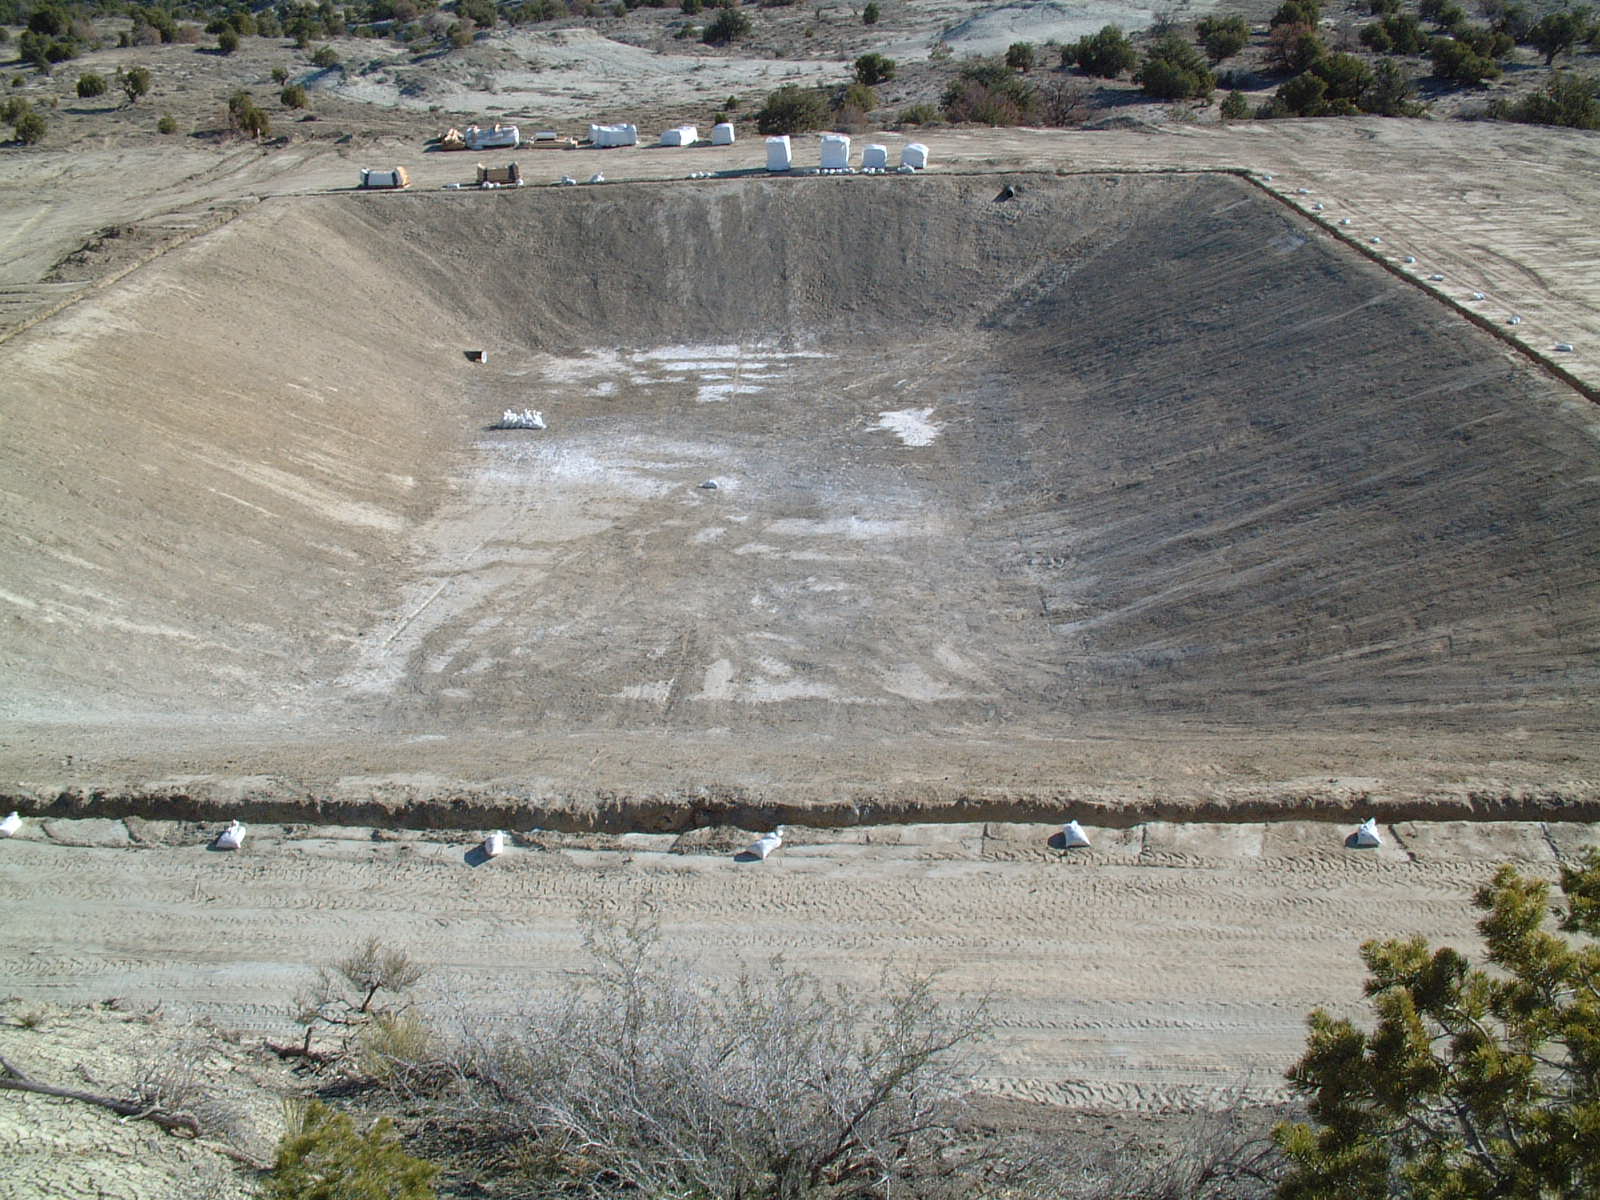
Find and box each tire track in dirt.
[5,819,1579,1108]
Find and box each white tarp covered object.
[464,123,520,150]
[360,167,409,189]
[1061,820,1092,849]
[766,135,792,171]
[660,125,698,147]
[0,811,20,838]
[861,144,889,170]
[820,133,851,169]
[1352,818,1383,849]
[215,820,247,851]
[712,122,735,145]
[589,123,638,148]
[902,142,929,170]
[483,830,507,858]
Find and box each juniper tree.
[1275,850,1600,1200]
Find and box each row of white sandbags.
[765,134,928,172]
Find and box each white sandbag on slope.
[0,811,21,838]
[746,826,785,860]
[861,144,888,170]
[712,122,735,145]
[215,820,247,851]
[820,133,851,169]
[660,125,698,147]
[766,135,791,171]
[482,830,507,858]
[1060,820,1091,849]
[1351,818,1382,849]
[901,142,928,170]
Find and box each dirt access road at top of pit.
[1,119,1599,826]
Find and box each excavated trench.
[3,173,1598,825]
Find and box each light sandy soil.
[324,27,846,114]
[0,999,292,1200]
[2,815,1597,1117]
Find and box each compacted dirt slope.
[1,172,1597,815]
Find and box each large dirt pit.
[3,172,1598,817]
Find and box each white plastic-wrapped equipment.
[482,830,507,858]
[1352,818,1382,849]
[215,820,247,851]
[1060,820,1091,849]
[746,826,785,860]
[766,135,791,171]
[819,133,851,169]
[861,144,889,170]
[464,123,520,150]
[659,125,698,147]
[901,142,928,170]
[0,811,21,838]
[590,123,638,148]
[712,122,735,145]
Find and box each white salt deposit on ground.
[617,680,672,702]
[697,383,767,403]
[766,516,919,539]
[870,406,942,446]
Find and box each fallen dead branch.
[0,1050,201,1136]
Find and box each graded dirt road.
[3,815,1597,1113]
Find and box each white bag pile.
[765,135,792,171]
[901,142,929,170]
[861,144,889,170]
[712,122,735,145]
[659,125,698,147]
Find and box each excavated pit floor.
[2,173,1598,817]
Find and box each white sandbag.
[1352,818,1382,849]
[660,125,698,147]
[819,133,851,170]
[215,820,247,851]
[861,144,889,170]
[0,811,21,838]
[712,122,735,145]
[1060,820,1091,849]
[746,826,785,860]
[766,135,791,171]
[498,408,546,429]
[901,142,928,170]
[482,830,507,858]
